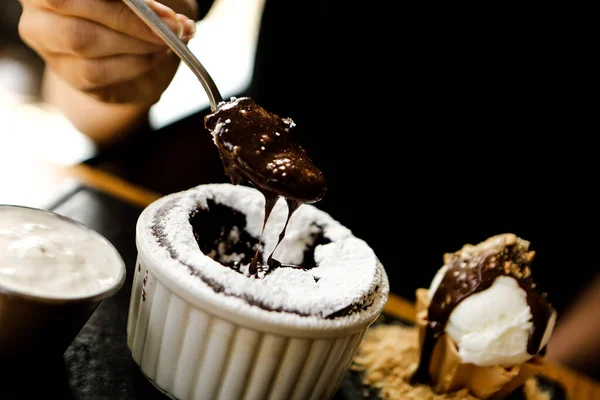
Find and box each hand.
[18,0,198,105]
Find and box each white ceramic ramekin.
[127,186,389,400]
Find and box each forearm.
[42,68,150,149]
[546,273,600,374]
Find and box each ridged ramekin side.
[127,257,377,400]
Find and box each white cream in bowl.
[0,205,125,299]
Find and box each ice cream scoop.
[430,274,556,367]
[412,233,557,398]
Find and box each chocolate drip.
[247,192,302,274]
[189,199,329,278]
[266,198,302,267]
[249,191,277,275]
[205,97,327,274]
[526,287,554,355]
[412,235,555,384]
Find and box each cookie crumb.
[352,324,477,399]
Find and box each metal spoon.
[123,0,223,111]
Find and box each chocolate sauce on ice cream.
[412,234,556,384]
[205,97,327,274]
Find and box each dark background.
[91,2,597,318]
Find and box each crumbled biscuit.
[352,324,547,400]
[351,324,477,400]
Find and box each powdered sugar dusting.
[137,183,387,320]
[215,96,245,112]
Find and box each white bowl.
[0,205,126,361]
[127,184,389,400]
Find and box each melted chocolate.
[412,235,555,384]
[189,199,330,278]
[205,97,327,273]
[204,97,326,203]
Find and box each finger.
[19,7,168,58]
[86,52,181,104]
[48,52,160,91]
[30,0,186,44]
[177,13,197,42]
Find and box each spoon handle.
[123,0,223,111]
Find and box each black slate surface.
[1,184,565,400]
